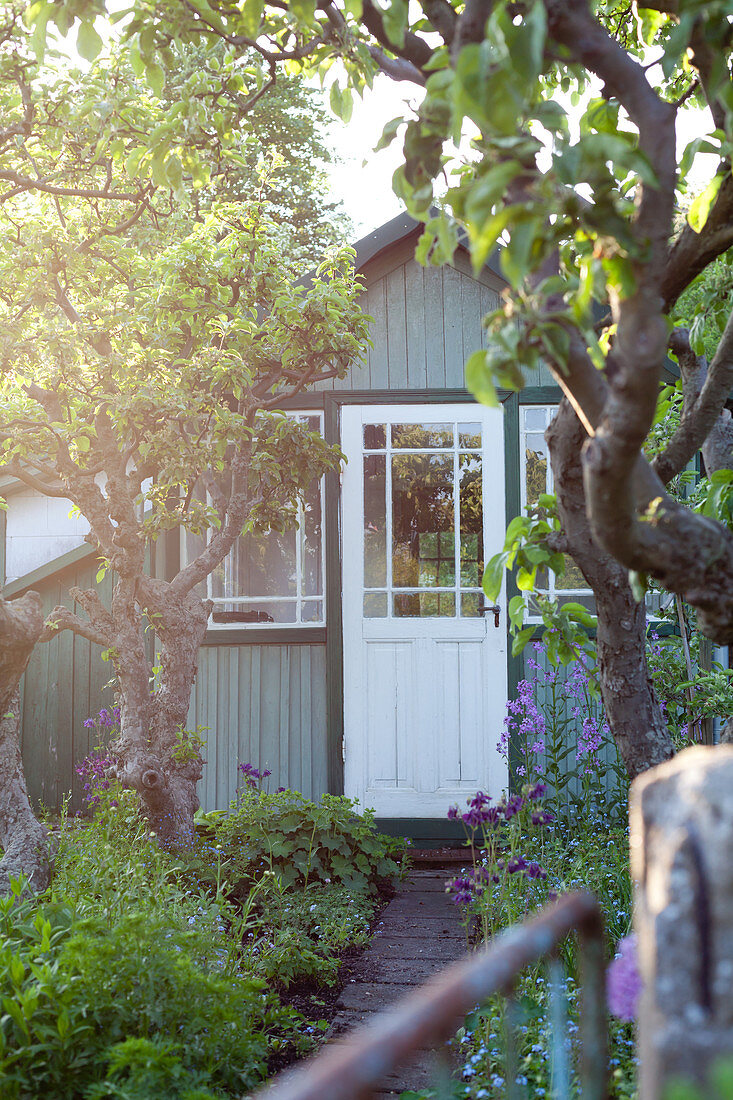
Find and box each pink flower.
[607,934,642,1021]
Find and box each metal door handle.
[479,604,501,627]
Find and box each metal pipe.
[256,891,606,1100]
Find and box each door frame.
[322,389,521,829]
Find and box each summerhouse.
[0,211,624,834]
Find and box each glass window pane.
[210,529,297,600]
[558,592,596,613]
[302,479,323,597]
[364,592,388,617]
[459,453,483,587]
[364,455,387,587]
[460,592,482,618]
[525,434,548,507]
[391,423,453,449]
[458,423,481,449]
[392,453,454,588]
[363,423,386,449]
[523,407,547,431]
[301,600,324,623]
[555,556,587,590]
[394,592,456,617]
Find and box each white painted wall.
[4,489,89,583]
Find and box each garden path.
[328,867,466,1097]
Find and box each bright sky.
[325,74,719,240]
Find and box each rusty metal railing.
[256,891,607,1100]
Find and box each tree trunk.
[546,400,675,779]
[0,593,54,893]
[111,587,210,848]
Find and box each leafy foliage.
[206,789,406,895]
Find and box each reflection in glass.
[394,592,456,617]
[391,423,453,449]
[212,528,297,602]
[458,422,482,449]
[459,453,483,588]
[523,407,547,431]
[392,453,454,588]
[525,434,548,507]
[364,455,386,587]
[301,600,324,622]
[364,423,386,449]
[460,592,482,618]
[555,556,587,590]
[302,479,322,597]
[364,592,388,617]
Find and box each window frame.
[183,409,327,633]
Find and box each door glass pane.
[391,423,453,449]
[364,592,388,617]
[364,455,386,587]
[461,592,483,618]
[459,452,483,588]
[392,453,454,588]
[364,423,386,449]
[394,592,456,617]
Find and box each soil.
[267,875,398,1074]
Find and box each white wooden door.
[341,404,508,818]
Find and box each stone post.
[631,746,733,1098]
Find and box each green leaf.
[629,570,648,603]
[465,349,498,407]
[145,61,166,98]
[511,624,536,656]
[374,116,403,153]
[76,20,104,62]
[688,175,723,234]
[381,0,408,49]
[482,552,508,601]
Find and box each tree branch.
[653,322,733,483]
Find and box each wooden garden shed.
[1,211,599,834]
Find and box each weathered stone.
[632,746,733,1098]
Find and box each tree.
[41,0,733,779]
[0,16,369,851]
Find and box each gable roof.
[352,209,504,280]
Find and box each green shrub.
[0,890,312,1099]
[208,789,405,894]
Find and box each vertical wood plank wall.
[19,559,117,813]
[188,645,328,811]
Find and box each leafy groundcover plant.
[0,733,405,1099]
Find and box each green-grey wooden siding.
[188,644,328,811]
[314,249,556,392]
[18,556,117,813]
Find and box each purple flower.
[447,805,459,820]
[507,856,527,874]
[607,935,642,1021]
[532,810,554,827]
[501,794,524,820]
[527,782,547,802]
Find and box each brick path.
[328,868,467,1097]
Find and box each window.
[520,405,594,616]
[521,405,672,620]
[184,412,326,628]
[361,417,486,619]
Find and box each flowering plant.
[446,784,551,941]
[238,762,273,793]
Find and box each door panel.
[342,404,507,818]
